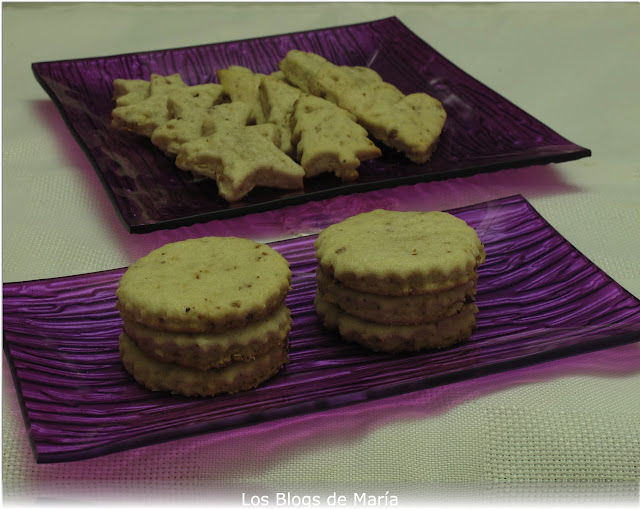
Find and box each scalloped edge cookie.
[315,291,478,353]
[116,236,292,333]
[314,209,485,296]
[316,267,477,325]
[120,332,289,397]
[123,304,291,371]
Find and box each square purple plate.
[32,17,591,233]
[4,195,640,464]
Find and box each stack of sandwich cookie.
[116,236,291,396]
[313,209,485,353]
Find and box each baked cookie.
[111,73,188,137]
[122,304,292,371]
[217,66,267,124]
[116,236,292,333]
[165,83,227,118]
[175,124,304,202]
[344,89,446,164]
[315,291,478,353]
[290,94,381,181]
[112,78,150,107]
[316,267,477,325]
[150,83,226,155]
[120,332,289,397]
[279,50,446,163]
[201,101,253,136]
[259,75,303,156]
[314,209,485,296]
[277,49,328,93]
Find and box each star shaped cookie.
[111,73,187,137]
[175,124,305,202]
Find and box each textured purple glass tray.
[4,195,640,464]
[31,17,590,233]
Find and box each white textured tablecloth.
[3,2,639,506]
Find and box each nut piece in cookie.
[175,125,304,202]
[290,94,381,182]
[112,73,188,137]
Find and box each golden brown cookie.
[316,267,476,325]
[115,236,292,333]
[122,304,291,371]
[201,101,253,136]
[277,50,328,93]
[175,124,304,202]
[217,65,267,124]
[290,94,381,181]
[344,89,446,164]
[315,291,478,353]
[258,75,303,156]
[150,83,226,155]
[111,73,188,137]
[120,332,289,397]
[314,209,485,296]
[279,50,446,163]
[112,78,150,107]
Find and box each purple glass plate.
[32,17,590,233]
[4,195,640,464]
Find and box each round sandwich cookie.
[315,291,479,353]
[314,209,485,296]
[122,304,292,371]
[316,267,477,325]
[119,332,289,397]
[116,236,292,333]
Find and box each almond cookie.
[165,83,227,119]
[290,94,381,181]
[259,75,303,156]
[116,236,292,334]
[217,66,267,124]
[120,332,289,397]
[201,101,253,135]
[279,50,446,163]
[175,124,304,202]
[315,291,478,353]
[316,267,477,325]
[111,73,187,137]
[150,83,226,155]
[309,63,446,163]
[112,78,150,107]
[344,88,446,164]
[277,50,328,93]
[314,209,485,296]
[122,304,292,371]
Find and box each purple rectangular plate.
[4,195,640,464]
[32,17,591,233]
